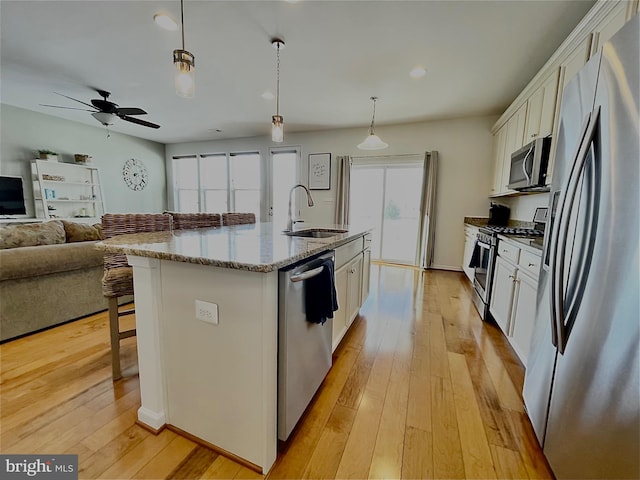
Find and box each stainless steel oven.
[471,230,497,321]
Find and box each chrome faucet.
[286,184,315,232]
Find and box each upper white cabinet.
[490,0,639,194]
[490,125,508,196]
[546,35,593,186]
[490,103,526,197]
[524,69,560,142]
[32,160,105,223]
[589,1,630,56]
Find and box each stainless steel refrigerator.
[523,14,639,480]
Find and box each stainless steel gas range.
[470,224,545,322]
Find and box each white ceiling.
[1,0,595,145]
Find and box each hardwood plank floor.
[0,265,553,479]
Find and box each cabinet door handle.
[508,275,516,280]
[528,263,536,267]
[531,133,537,138]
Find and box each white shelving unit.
[31,159,105,224]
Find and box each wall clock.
[122,158,148,191]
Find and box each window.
[172,152,262,220]
[270,148,299,229]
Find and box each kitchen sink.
[284,228,348,238]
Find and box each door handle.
[551,107,600,354]
[522,143,535,184]
[290,265,325,283]
[550,111,592,348]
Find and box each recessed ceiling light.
[262,90,275,100]
[410,66,427,78]
[153,13,178,31]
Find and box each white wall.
[500,192,550,222]
[0,105,167,216]
[166,115,498,270]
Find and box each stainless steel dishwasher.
[278,250,334,441]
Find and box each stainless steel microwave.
[507,136,552,191]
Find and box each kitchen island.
[97,222,371,473]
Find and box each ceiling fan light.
[154,13,178,31]
[272,115,284,143]
[357,133,388,150]
[173,49,195,98]
[91,112,118,126]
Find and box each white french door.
[350,156,424,265]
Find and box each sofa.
[0,220,108,342]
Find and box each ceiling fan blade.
[120,115,160,129]
[116,107,147,116]
[40,104,96,112]
[54,92,96,109]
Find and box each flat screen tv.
[0,175,27,216]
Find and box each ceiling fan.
[40,89,160,129]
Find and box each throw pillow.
[0,220,66,249]
[62,220,103,243]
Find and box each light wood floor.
[0,265,553,479]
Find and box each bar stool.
[101,213,173,380]
[221,212,256,226]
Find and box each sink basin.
[285,228,348,238]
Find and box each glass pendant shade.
[357,133,389,150]
[174,49,195,98]
[358,96,388,150]
[272,115,284,143]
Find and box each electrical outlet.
[195,300,219,325]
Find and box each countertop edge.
[97,226,372,273]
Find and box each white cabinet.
[332,235,368,351]
[546,35,592,186]
[509,269,538,363]
[462,225,479,282]
[524,69,560,142]
[361,246,371,304]
[346,254,363,327]
[490,255,517,335]
[333,263,349,348]
[589,1,629,57]
[490,103,526,197]
[32,160,105,223]
[489,238,542,366]
[490,125,508,196]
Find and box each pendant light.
[357,96,388,150]
[173,0,195,98]
[271,38,285,143]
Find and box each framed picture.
[308,153,331,190]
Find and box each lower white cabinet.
[489,238,541,367]
[509,270,538,363]
[332,236,367,351]
[361,247,371,304]
[490,255,517,334]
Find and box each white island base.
[129,255,278,473]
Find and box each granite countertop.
[96,223,371,273]
[463,216,537,229]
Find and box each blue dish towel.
[304,258,339,325]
